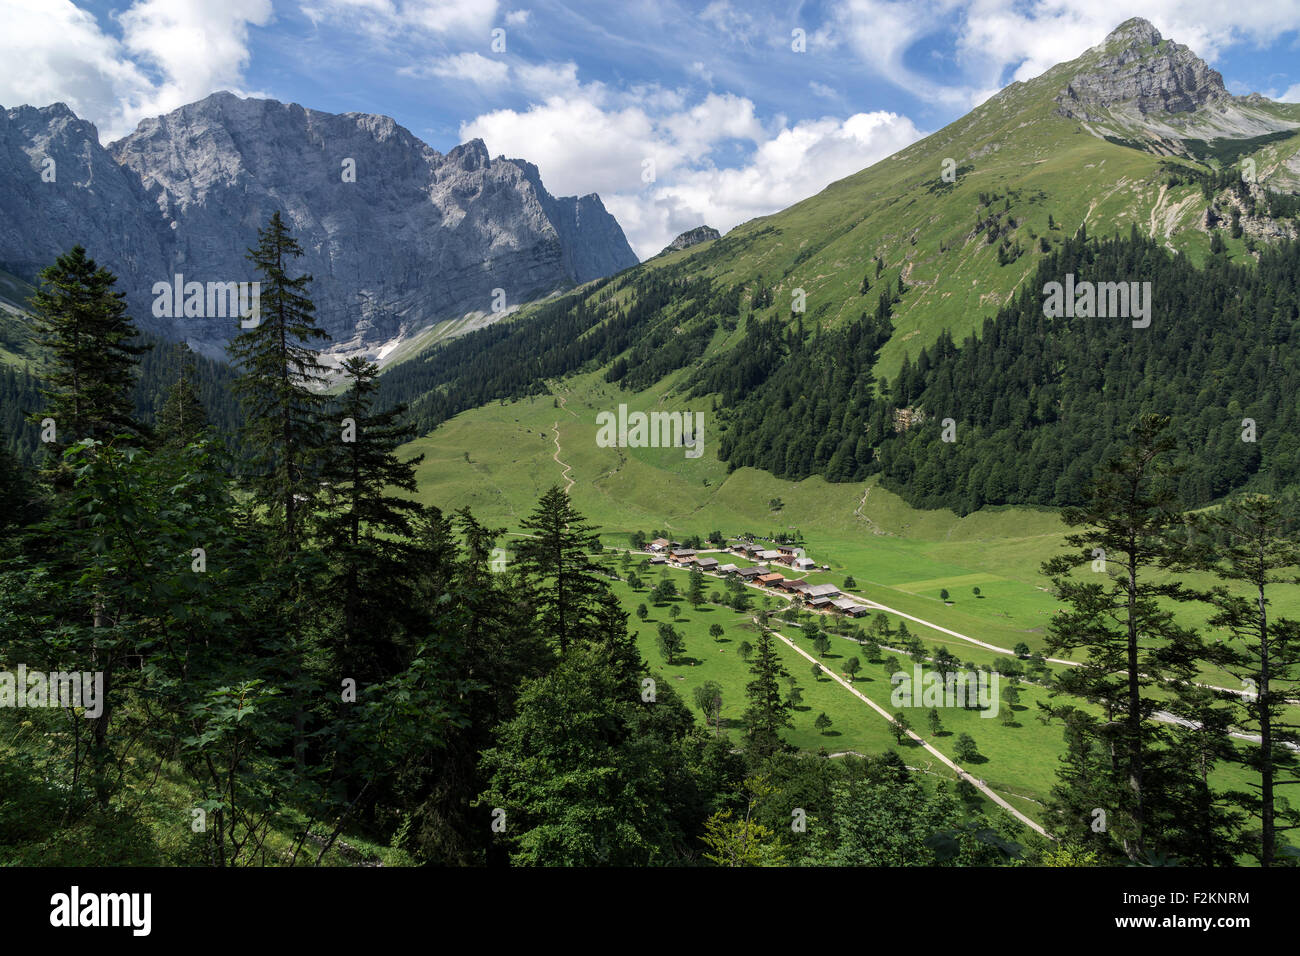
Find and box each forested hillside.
[1,334,241,467]
[699,230,1300,515]
[377,259,743,434]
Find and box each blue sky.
[5,0,1300,257]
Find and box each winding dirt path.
[552,421,574,494]
[852,483,882,535]
[547,391,580,493]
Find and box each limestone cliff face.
[0,92,639,361]
[1056,19,1230,122]
[1052,18,1299,152]
[0,103,167,296]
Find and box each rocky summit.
[0,92,639,362]
[1053,18,1299,151]
[659,225,721,256]
[1055,18,1229,120]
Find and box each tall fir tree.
[155,342,210,448]
[227,212,331,552]
[743,628,793,759]
[319,356,424,680]
[1192,494,1300,865]
[515,485,606,653]
[1041,415,1221,861]
[29,246,148,468]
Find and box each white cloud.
[118,0,273,122]
[504,8,530,26]
[0,0,148,128]
[699,0,757,41]
[0,0,271,141]
[1280,84,1300,102]
[301,0,500,37]
[514,61,583,98]
[641,111,921,248]
[687,61,714,85]
[402,51,510,86]
[661,93,764,155]
[462,71,923,258]
[609,110,923,258]
[809,80,837,99]
[465,94,661,191]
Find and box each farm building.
[648,555,667,565]
[717,563,739,574]
[736,565,768,580]
[756,572,785,587]
[804,583,841,599]
[696,557,720,571]
[757,549,783,561]
[669,548,697,564]
[830,598,870,617]
[648,538,670,552]
[792,557,816,571]
[808,596,833,609]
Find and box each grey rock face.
[659,225,720,256]
[0,104,168,301]
[0,92,639,362]
[1052,19,1300,157]
[1056,19,1229,121]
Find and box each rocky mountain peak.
[1057,18,1228,122]
[1104,16,1163,51]
[0,94,639,362]
[448,138,491,171]
[659,225,720,256]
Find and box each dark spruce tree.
[154,342,210,448]
[21,247,149,808]
[226,212,332,774]
[743,628,793,760]
[1041,415,1229,863]
[515,485,605,653]
[0,436,37,543]
[476,640,698,866]
[396,506,552,866]
[1192,494,1300,865]
[28,246,148,469]
[318,356,424,682]
[227,211,331,553]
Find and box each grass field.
[607,559,1263,831]
[400,366,1295,847]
